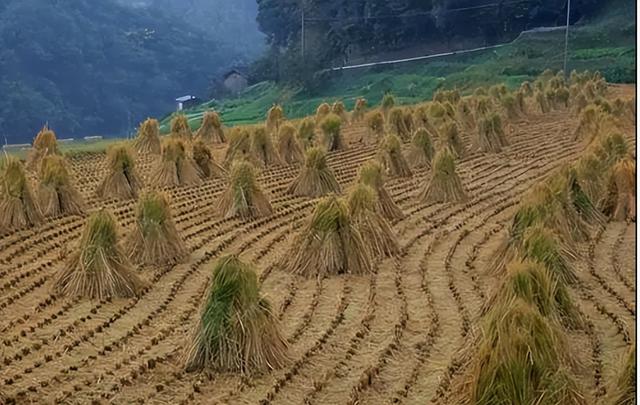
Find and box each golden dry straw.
[473,96,492,118]
[489,184,577,276]
[297,118,316,150]
[315,102,331,123]
[151,138,203,188]
[331,100,349,122]
[484,259,582,329]
[38,155,85,217]
[277,123,304,164]
[407,127,435,168]
[27,126,60,170]
[281,195,372,278]
[519,81,533,97]
[134,118,161,155]
[433,89,461,105]
[377,133,412,178]
[535,89,550,113]
[96,144,143,200]
[603,157,636,222]
[347,184,399,258]
[351,98,367,122]
[365,111,385,144]
[125,191,187,266]
[420,147,467,203]
[216,160,272,219]
[250,126,282,167]
[474,113,508,153]
[195,111,226,144]
[192,141,226,179]
[0,156,43,230]
[320,113,344,151]
[184,255,288,373]
[266,104,284,135]
[387,108,410,140]
[358,161,404,221]
[456,98,476,130]
[53,210,145,300]
[440,121,465,158]
[500,93,521,120]
[463,299,584,405]
[170,114,193,140]
[287,147,340,197]
[223,127,252,166]
[381,93,395,115]
[607,345,636,405]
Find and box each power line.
[324,25,566,72]
[303,0,532,23]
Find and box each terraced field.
[0,84,635,405]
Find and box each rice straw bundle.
[377,134,412,177]
[125,191,187,266]
[277,124,304,164]
[316,102,331,123]
[347,184,399,258]
[441,121,465,158]
[266,104,284,136]
[195,111,226,144]
[192,141,226,179]
[0,157,43,229]
[151,139,203,188]
[281,195,372,277]
[407,127,435,168]
[184,255,288,373]
[298,118,316,149]
[464,299,584,405]
[223,128,252,166]
[351,98,367,122]
[170,114,193,140]
[250,126,282,167]
[365,111,385,144]
[287,147,340,197]
[320,113,344,151]
[387,108,410,140]
[331,100,349,122]
[134,118,161,155]
[358,161,404,221]
[53,210,145,300]
[27,126,60,170]
[216,160,272,219]
[420,147,467,203]
[96,144,142,200]
[474,113,508,153]
[38,155,85,217]
[603,158,636,222]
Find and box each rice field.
[0,74,635,404]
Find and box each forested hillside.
[0,0,262,143]
[253,0,602,82]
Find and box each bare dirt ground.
[0,85,635,404]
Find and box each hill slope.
[159,0,635,133]
[0,0,261,144]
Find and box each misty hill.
[116,0,265,59]
[0,0,264,144]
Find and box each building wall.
[224,73,248,94]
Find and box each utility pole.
[301,1,305,59]
[563,0,571,77]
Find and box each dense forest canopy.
[253,0,601,82]
[0,0,262,143]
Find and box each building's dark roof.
[223,69,246,80]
